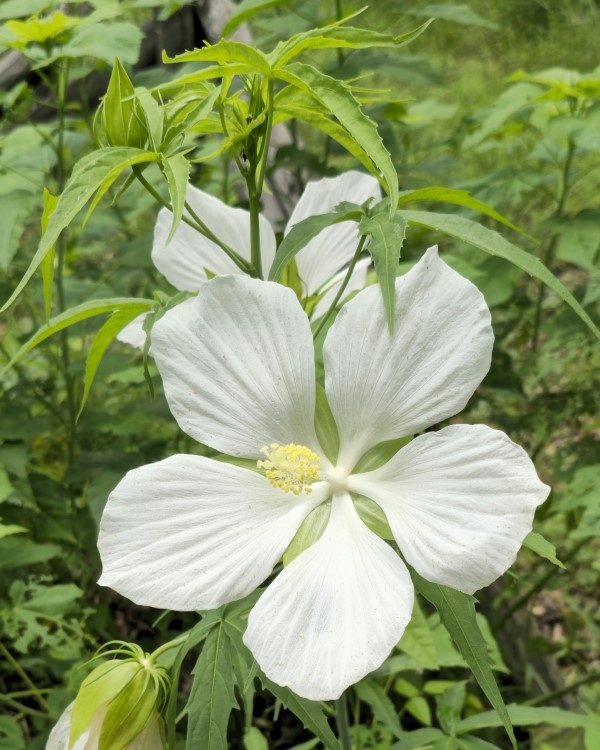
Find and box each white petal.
[244,493,413,700]
[348,424,550,594]
[98,455,327,611]
[116,313,148,350]
[46,703,73,750]
[288,171,381,294]
[152,184,276,290]
[324,247,494,468]
[151,275,319,457]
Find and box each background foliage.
[0,0,598,748]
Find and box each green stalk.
[313,235,368,340]
[335,692,353,750]
[531,139,575,351]
[0,642,50,713]
[131,165,251,274]
[54,58,77,466]
[247,169,263,279]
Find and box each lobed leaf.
[186,621,238,750]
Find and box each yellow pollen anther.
[258,443,321,495]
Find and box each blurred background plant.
[0,0,598,748]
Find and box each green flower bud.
[46,643,168,750]
[97,59,147,149]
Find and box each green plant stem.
[531,139,575,350]
[0,642,50,713]
[313,235,368,339]
[0,694,48,718]
[53,58,78,466]
[151,634,189,661]
[131,165,251,274]
[335,692,353,750]
[247,171,263,279]
[525,670,600,707]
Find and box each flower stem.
[131,165,251,275]
[0,642,50,713]
[313,235,368,340]
[335,692,353,750]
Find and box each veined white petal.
[348,424,550,594]
[288,171,381,294]
[116,313,148,350]
[244,493,413,700]
[152,276,320,457]
[324,247,494,468]
[46,703,73,750]
[98,455,327,611]
[152,184,276,290]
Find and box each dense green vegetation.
[0,1,598,748]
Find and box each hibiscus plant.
[2,5,599,750]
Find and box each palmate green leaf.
[269,20,433,67]
[523,531,564,568]
[268,203,364,282]
[78,306,151,418]
[413,572,516,750]
[186,620,238,750]
[2,298,154,373]
[258,673,341,750]
[276,63,398,215]
[359,212,407,331]
[160,152,190,244]
[163,40,272,75]
[456,705,600,734]
[396,187,527,237]
[398,210,600,339]
[1,148,159,313]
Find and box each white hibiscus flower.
[118,171,381,348]
[99,247,549,700]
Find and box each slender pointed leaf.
[396,187,528,237]
[78,306,151,418]
[160,152,191,244]
[2,298,153,373]
[457,705,600,734]
[41,189,58,323]
[523,531,564,568]
[399,210,600,339]
[359,212,407,331]
[276,63,398,214]
[1,148,159,313]
[413,572,516,749]
[268,204,364,281]
[258,673,340,750]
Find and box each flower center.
[258,443,321,495]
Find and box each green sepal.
[352,435,412,473]
[314,384,339,464]
[283,502,331,565]
[98,670,159,750]
[353,496,393,540]
[99,59,147,149]
[70,660,139,747]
